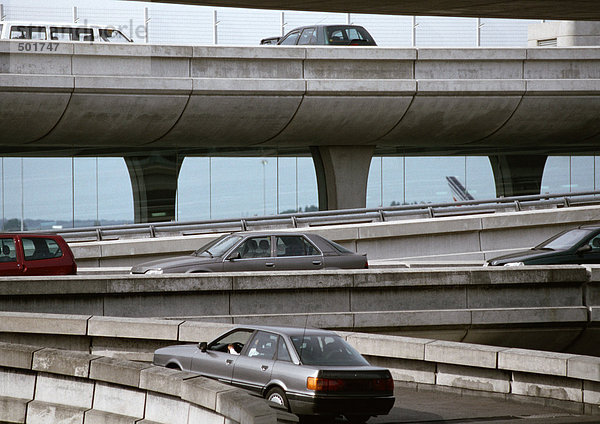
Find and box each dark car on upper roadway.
[487,224,600,266]
[153,325,394,423]
[0,233,77,276]
[260,24,376,46]
[130,231,368,274]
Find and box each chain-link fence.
[0,2,541,46]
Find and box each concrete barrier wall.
[0,316,598,418]
[1,265,599,353]
[70,204,600,267]
[0,340,294,424]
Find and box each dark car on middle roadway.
[130,231,368,274]
[153,325,395,423]
[260,24,377,46]
[486,224,600,266]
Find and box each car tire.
[266,387,289,410]
[345,415,371,424]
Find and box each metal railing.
[33,190,600,243]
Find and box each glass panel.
[97,158,133,225]
[465,157,495,200]
[279,31,300,45]
[405,156,465,204]
[22,238,62,261]
[23,158,72,230]
[277,337,292,362]
[541,157,570,194]
[74,158,99,227]
[247,331,278,359]
[177,157,210,221]
[297,28,315,45]
[366,157,382,208]
[277,157,299,214]
[276,236,317,257]
[0,238,16,263]
[233,236,271,259]
[382,157,404,206]
[1,159,23,231]
[99,28,129,42]
[570,156,595,192]
[297,157,318,213]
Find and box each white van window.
[51,27,94,42]
[99,29,128,42]
[10,26,47,40]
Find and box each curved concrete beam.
[1,43,599,156]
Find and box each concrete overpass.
[2,41,599,221]
[132,0,600,21]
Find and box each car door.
[20,236,66,275]
[272,235,324,270]
[231,331,277,394]
[576,233,600,264]
[191,329,254,383]
[0,236,22,276]
[222,236,273,271]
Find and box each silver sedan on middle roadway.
[130,231,368,274]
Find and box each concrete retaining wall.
[0,340,295,424]
[70,204,600,267]
[0,316,598,419]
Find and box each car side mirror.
[577,244,592,255]
[198,341,207,352]
[228,252,241,261]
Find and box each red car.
[0,234,77,276]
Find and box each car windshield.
[290,334,369,366]
[195,235,242,257]
[535,229,590,251]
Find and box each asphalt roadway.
[331,385,599,424]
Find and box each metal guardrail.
[31,190,600,243]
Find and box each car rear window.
[291,334,369,366]
[22,238,63,261]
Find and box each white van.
[0,21,132,42]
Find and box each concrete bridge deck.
[3,41,599,218]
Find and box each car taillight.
[307,377,393,393]
[307,377,345,392]
[364,261,369,269]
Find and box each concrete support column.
[125,153,181,223]
[311,145,375,211]
[489,155,547,197]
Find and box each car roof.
[232,230,320,237]
[290,24,365,29]
[578,224,600,230]
[231,324,337,338]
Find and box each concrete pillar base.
[489,155,547,197]
[311,145,375,211]
[125,153,181,223]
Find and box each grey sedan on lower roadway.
[153,325,395,423]
[131,231,368,274]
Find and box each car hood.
[487,248,565,265]
[131,254,220,273]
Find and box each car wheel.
[166,363,182,370]
[345,415,371,424]
[266,387,289,410]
